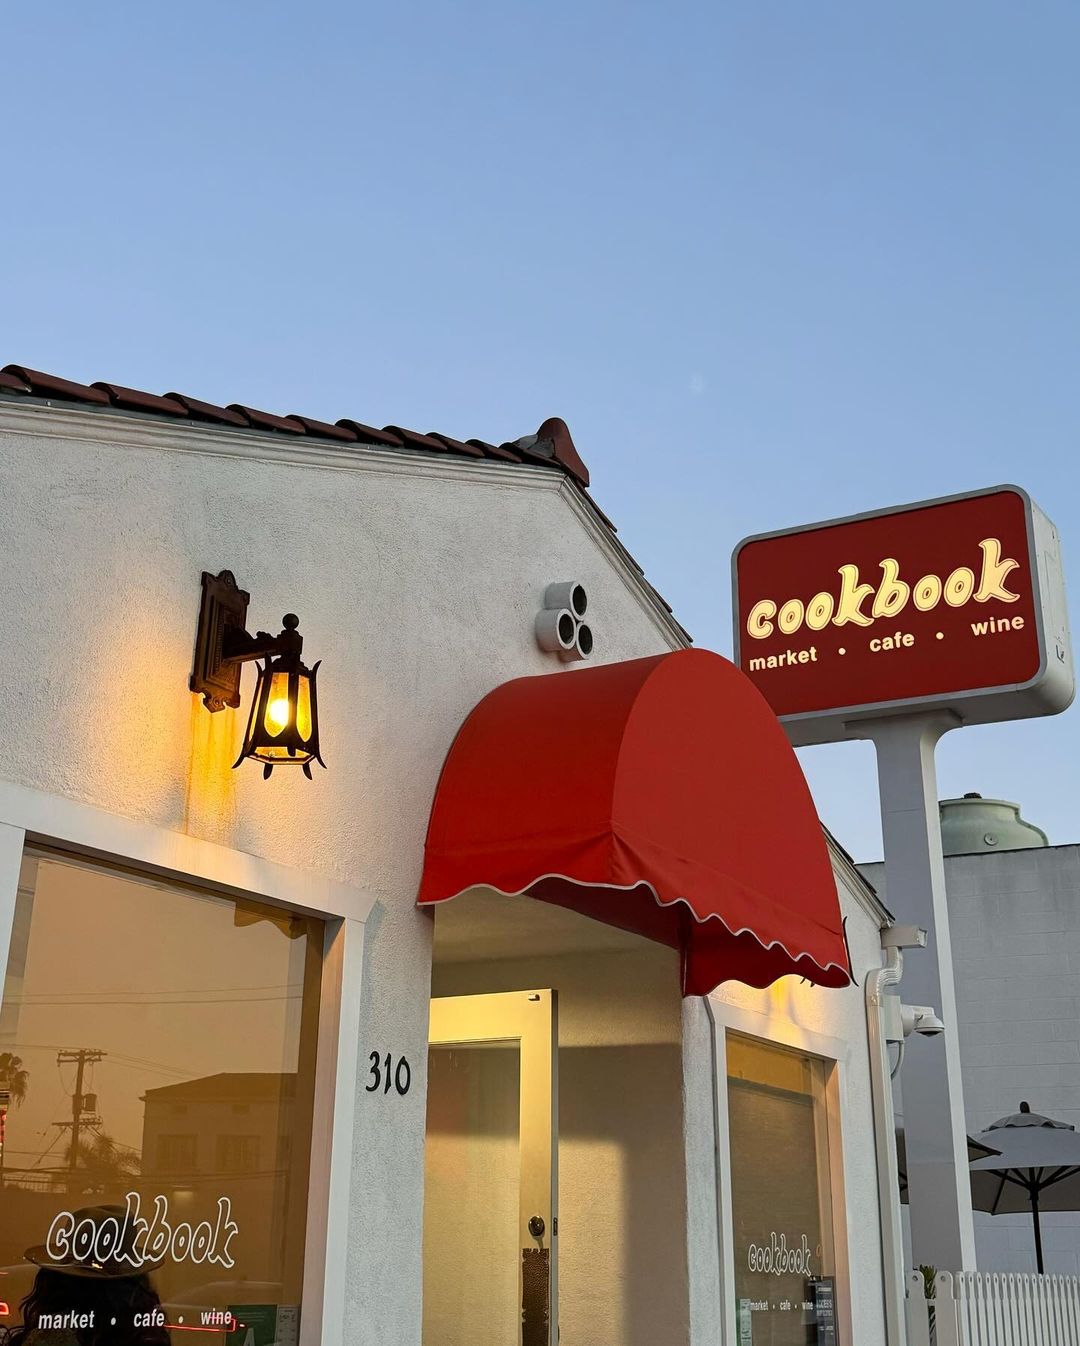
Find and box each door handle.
[528,1214,546,1239]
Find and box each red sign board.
[733,486,1073,745]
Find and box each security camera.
[901,1004,946,1038]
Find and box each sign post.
[863,710,975,1270]
[733,485,1073,1274]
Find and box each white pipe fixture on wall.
[865,923,930,1346]
[536,581,593,661]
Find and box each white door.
[423,989,558,1346]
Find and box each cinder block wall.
[861,846,1080,1275]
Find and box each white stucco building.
[0,364,914,1346]
[863,794,1080,1279]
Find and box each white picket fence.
[907,1269,1080,1345]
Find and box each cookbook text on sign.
[732,486,1073,746]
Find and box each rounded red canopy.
[419,649,850,995]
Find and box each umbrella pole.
[1031,1186,1044,1275]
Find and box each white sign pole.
[864,711,977,1273]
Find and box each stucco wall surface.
[706,876,889,1346]
[0,405,681,1345]
[863,846,1080,1275]
[0,404,893,1344]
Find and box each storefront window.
[0,850,323,1341]
[727,1034,840,1346]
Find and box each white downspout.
[866,924,926,1346]
[703,995,728,1344]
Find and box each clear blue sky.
[5,3,1079,860]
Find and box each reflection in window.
[156,1134,198,1172]
[216,1135,262,1174]
[0,851,323,1338]
[728,1034,840,1346]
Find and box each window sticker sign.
[226,1303,299,1346]
[746,1231,813,1276]
[44,1192,239,1269]
[733,486,1073,745]
[807,1277,838,1346]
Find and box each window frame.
[709,1000,853,1346]
[0,779,372,1346]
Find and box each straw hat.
[25,1205,164,1280]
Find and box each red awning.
[418,649,850,996]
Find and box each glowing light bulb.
[267,697,290,731]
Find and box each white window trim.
[708,997,854,1346]
[0,778,373,1346]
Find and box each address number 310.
[366,1051,411,1097]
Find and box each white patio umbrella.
[969,1101,1080,1274]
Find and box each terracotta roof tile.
[286,414,358,442]
[335,419,404,447]
[468,437,522,463]
[229,404,306,435]
[165,393,248,426]
[504,434,554,467]
[0,365,588,484]
[3,365,109,405]
[428,432,485,459]
[92,383,188,416]
[383,426,449,454]
[579,487,617,532]
[535,417,589,487]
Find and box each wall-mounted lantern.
[190,571,326,779]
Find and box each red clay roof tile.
[3,365,110,405]
[165,393,248,426]
[535,417,589,487]
[229,404,306,435]
[579,487,617,532]
[428,432,485,459]
[383,426,449,454]
[286,414,358,442]
[92,383,188,416]
[335,419,404,447]
[468,438,522,462]
[509,439,557,467]
[0,367,589,486]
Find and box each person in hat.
[6,1205,170,1345]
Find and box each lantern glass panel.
[296,673,313,743]
[264,671,293,737]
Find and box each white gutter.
[703,994,729,1345]
[866,924,928,1346]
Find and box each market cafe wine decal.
[44,1192,239,1269]
[732,486,1073,746]
[746,1230,814,1276]
[740,1235,837,1346]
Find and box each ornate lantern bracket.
[190,571,326,779]
[191,570,302,712]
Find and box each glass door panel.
[423,990,557,1346]
[423,1043,520,1343]
[727,1033,839,1346]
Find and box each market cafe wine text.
[732,486,1074,746]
